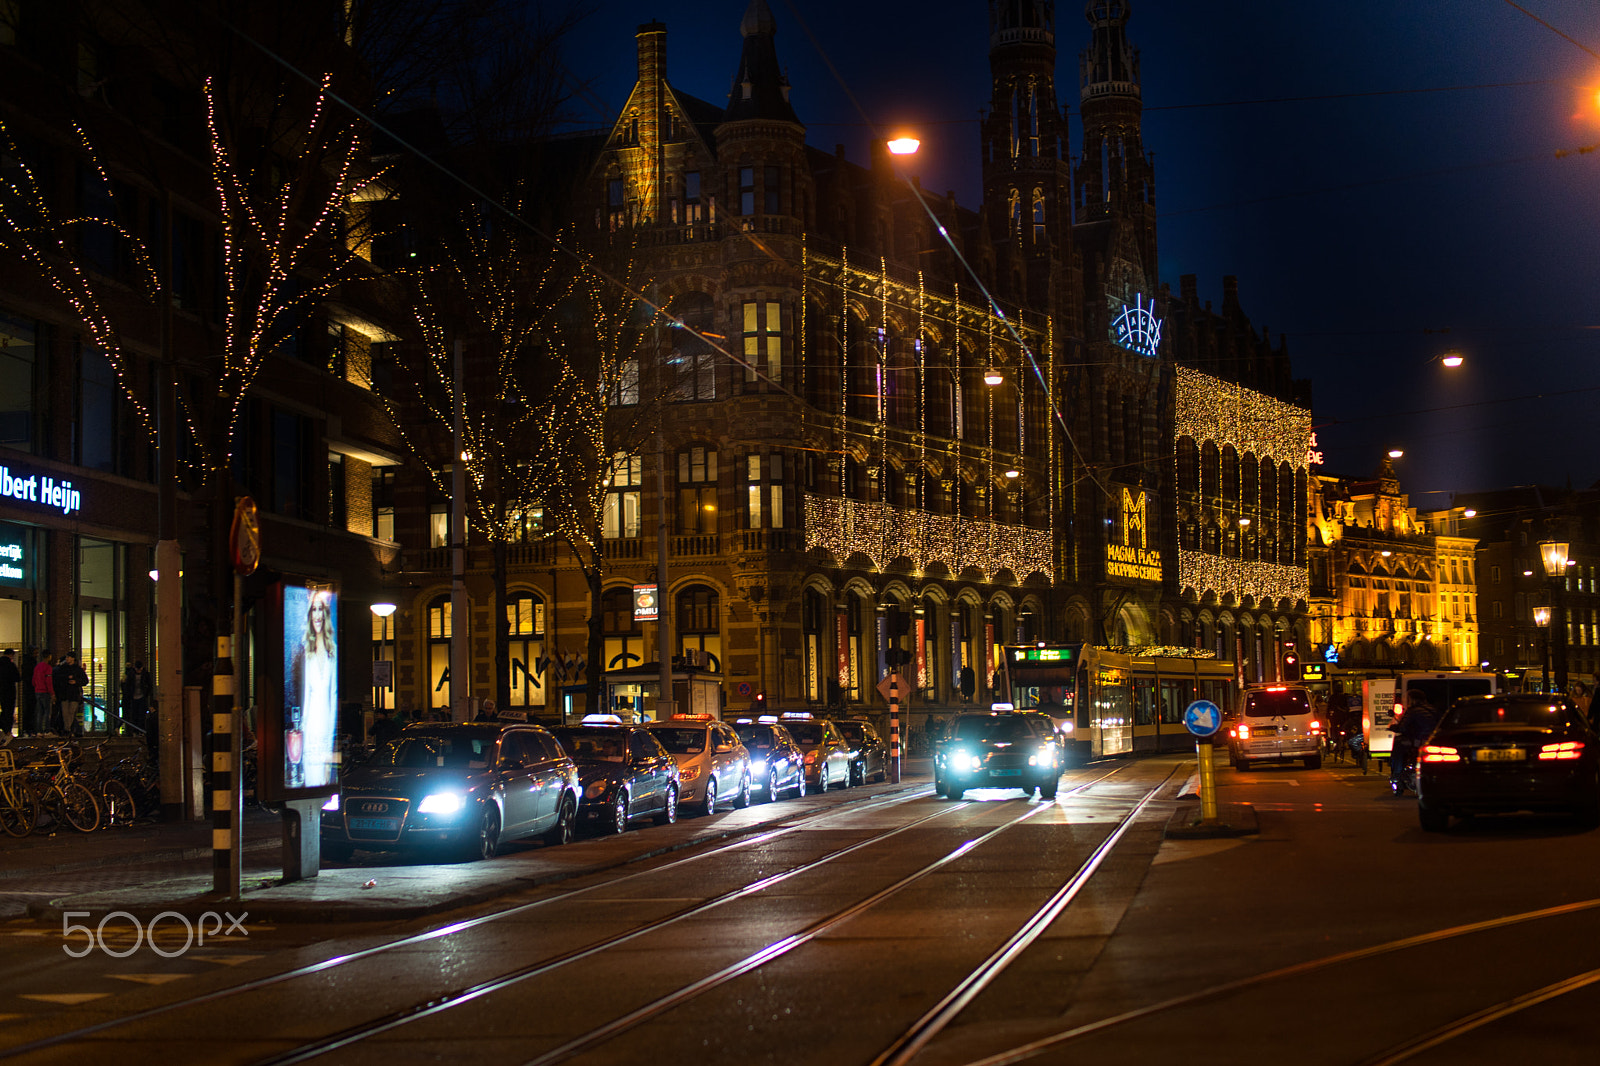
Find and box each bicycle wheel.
[52,780,101,832]
[0,778,39,837]
[100,779,137,827]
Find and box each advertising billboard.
[283,585,339,791]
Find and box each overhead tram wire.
[778,0,1116,508]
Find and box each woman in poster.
[288,589,338,789]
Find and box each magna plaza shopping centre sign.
[1106,488,1162,582]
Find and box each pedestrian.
[123,659,151,738]
[31,649,54,735]
[53,652,88,736]
[0,649,18,737]
[370,707,401,748]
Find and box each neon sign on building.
[1111,293,1163,357]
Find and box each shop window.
[427,596,452,711]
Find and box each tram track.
[0,762,1135,1063]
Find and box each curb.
[1163,801,1259,839]
[0,834,280,880]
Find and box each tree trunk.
[585,563,604,719]
[492,536,510,712]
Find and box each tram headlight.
[1058,721,1074,735]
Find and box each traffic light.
[754,691,766,708]
[1282,642,1301,681]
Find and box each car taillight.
[1420,745,1460,763]
[1539,741,1585,761]
[1310,720,1322,733]
[1236,723,1251,740]
[804,752,817,764]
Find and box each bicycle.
[80,744,140,828]
[0,748,40,837]
[24,743,102,832]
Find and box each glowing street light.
[1387,449,1404,459]
[984,368,1004,386]
[1440,350,1464,368]
[886,136,920,155]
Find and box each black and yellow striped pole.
[216,497,258,899]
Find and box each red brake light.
[1310,719,1322,733]
[1237,723,1251,740]
[1420,745,1461,763]
[1539,741,1584,761]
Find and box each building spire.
[724,0,799,124]
[1076,0,1156,271]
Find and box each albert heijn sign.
[0,465,83,516]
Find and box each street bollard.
[1197,738,1219,824]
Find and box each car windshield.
[1444,700,1580,729]
[952,715,1038,742]
[735,727,774,751]
[1245,690,1311,717]
[786,721,824,745]
[551,729,626,763]
[650,727,708,755]
[375,733,494,769]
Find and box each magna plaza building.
[385,0,1314,727]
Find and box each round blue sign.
[1183,699,1223,737]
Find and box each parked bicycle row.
[0,739,158,838]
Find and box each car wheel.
[947,784,965,801]
[764,768,779,802]
[702,777,717,817]
[734,773,751,809]
[1418,803,1450,833]
[792,769,806,798]
[608,790,631,835]
[1039,776,1059,800]
[850,761,865,787]
[464,803,501,861]
[818,764,829,792]
[322,842,353,864]
[934,769,947,798]
[1304,754,1322,770]
[1236,757,1252,772]
[543,795,576,847]
[654,785,678,826]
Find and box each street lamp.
[1539,539,1570,695]
[371,602,397,726]
[1533,604,1552,695]
[1440,350,1464,368]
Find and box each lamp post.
[1539,539,1570,696]
[371,603,396,728]
[1533,604,1552,695]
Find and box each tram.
[998,645,1239,760]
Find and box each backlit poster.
[283,586,339,790]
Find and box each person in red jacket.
[30,649,53,736]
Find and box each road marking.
[109,974,191,986]
[1153,839,1245,865]
[19,993,111,1005]
[196,954,261,966]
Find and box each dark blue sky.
[558,0,1600,503]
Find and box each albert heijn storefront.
[0,454,154,730]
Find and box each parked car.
[319,722,580,863]
[828,716,889,785]
[934,711,1061,800]
[551,717,680,834]
[1230,684,1322,771]
[645,714,751,816]
[731,717,807,800]
[780,713,855,792]
[1416,694,1600,832]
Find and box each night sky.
[557,0,1600,504]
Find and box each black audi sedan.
[1416,694,1600,832]
[828,716,890,785]
[934,711,1061,800]
[732,717,806,800]
[319,722,580,863]
[550,717,680,834]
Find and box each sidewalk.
[12,760,937,925]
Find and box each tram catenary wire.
[0,784,936,1061]
[961,896,1600,1066]
[521,762,1168,1066]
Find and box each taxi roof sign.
[670,712,715,721]
[780,711,814,720]
[580,714,623,726]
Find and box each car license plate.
[348,817,400,831]
[991,768,1021,777]
[1475,748,1525,763]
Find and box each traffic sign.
[1183,699,1222,737]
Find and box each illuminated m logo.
[1121,489,1147,548]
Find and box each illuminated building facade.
[392,0,1310,724]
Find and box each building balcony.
[804,495,1053,583]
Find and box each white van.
[1230,684,1323,771]
[1361,671,1499,761]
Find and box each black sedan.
[829,716,889,785]
[551,719,680,834]
[1416,694,1600,832]
[934,711,1061,800]
[320,722,580,863]
[732,717,806,800]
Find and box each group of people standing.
[0,647,150,740]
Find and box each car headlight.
[1039,744,1057,763]
[584,781,609,799]
[680,765,702,782]
[951,750,979,773]
[1059,721,1074,735]
[417,792,463,815]
[750,758,767,775]
[322,793,340,812]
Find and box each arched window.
[1177,437,1198,494]
[803,588,828,704]
[426,595,453,712]
[1241,452,1258,510]
[1260,457,1277,514]
[1201,441,1219,498]
[1221,445,1239,503]
[1031,188,1045,243]
[504,593,546,709]
[602,587,643,671]
[676,584,722,672]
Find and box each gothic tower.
[1076,0,1157,280]
[981,0,1073,315]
